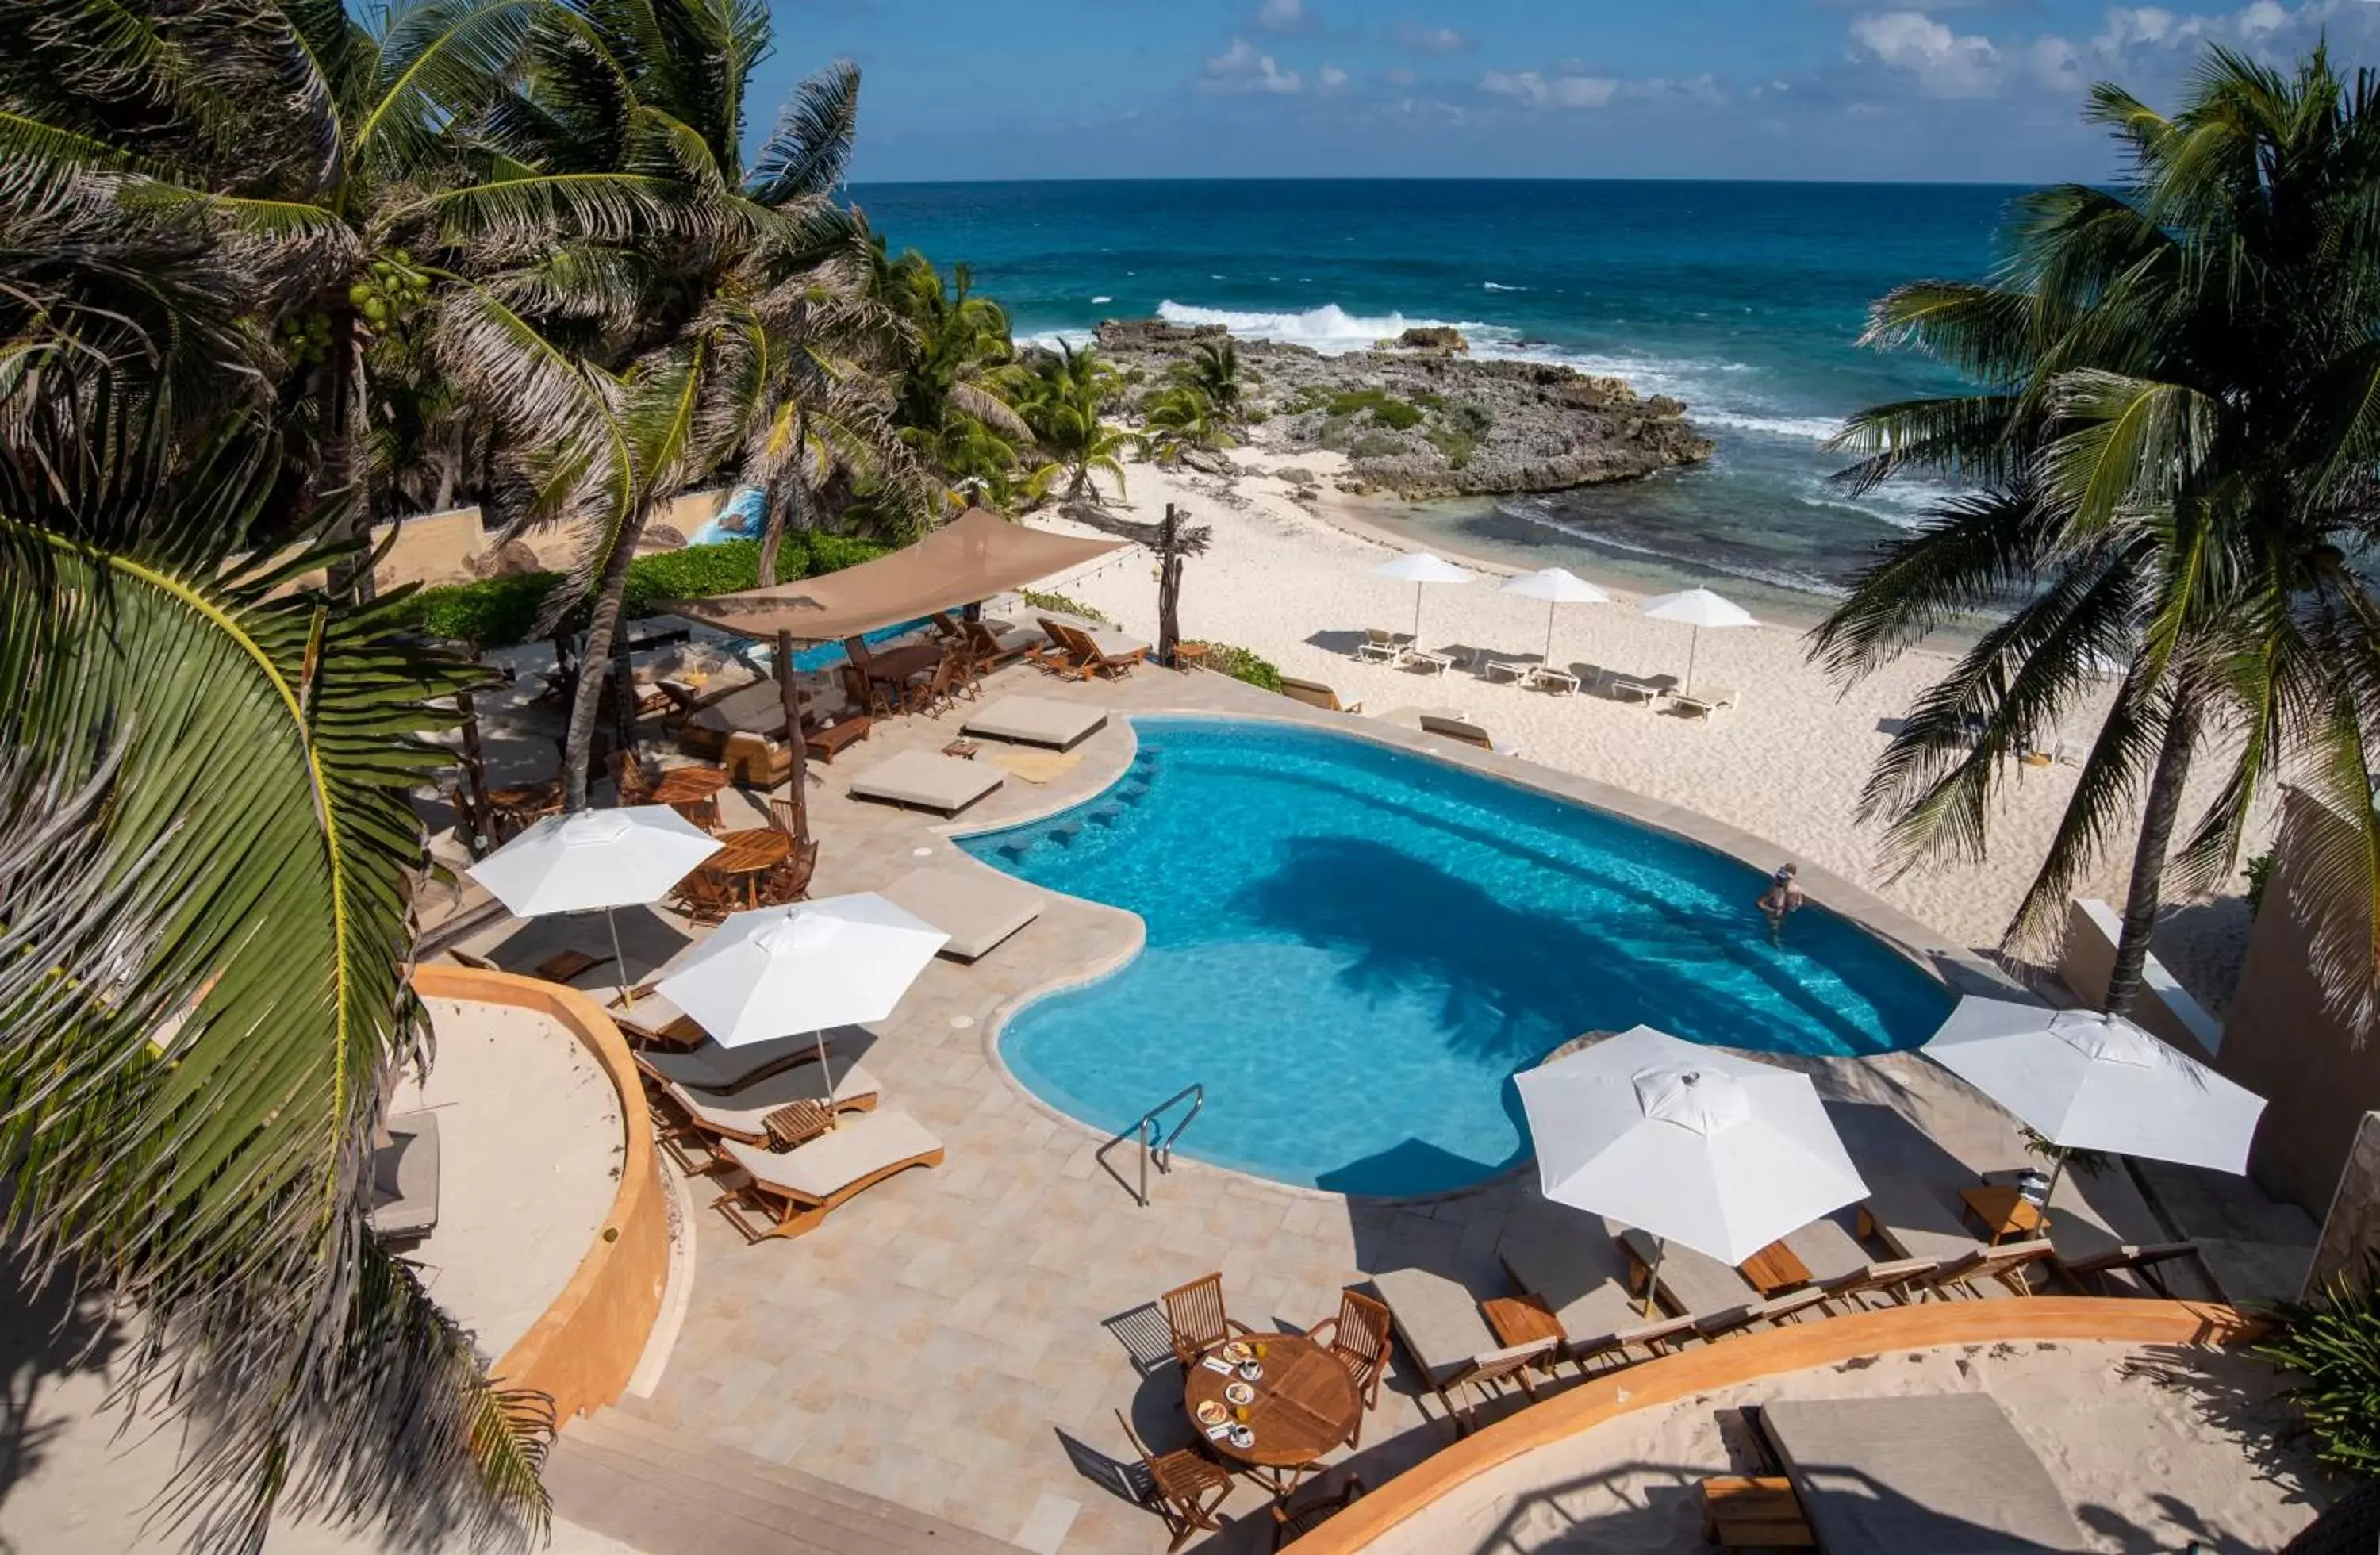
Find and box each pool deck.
[466,658,2196,1554]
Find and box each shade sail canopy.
[1515,1026,1867,1265]
[665,507,1128,643]
[1922,997,2266,1174]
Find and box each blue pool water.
[754,618,934,674]
[961,719,1951,1196]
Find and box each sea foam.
[1156,300,1493,355]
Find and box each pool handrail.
[1098,1082,1205,1207]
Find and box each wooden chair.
[1305,1289,1392,1445]
[1113,1411,1234,1554]
[909,654,962,718]
[757,839,819,907]
[672,867,736,927]
[1161,1272,1253,1371]
[840,664,896,721]
[765,796,803,835]
[1272,1477,1365,1551]
[951,649,986,702]
[609,750,654,805]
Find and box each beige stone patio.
[440,647,2235,1555]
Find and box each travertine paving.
[498,655,2184,1554]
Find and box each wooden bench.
[1702,1476,1815,1549]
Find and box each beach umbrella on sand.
[1373,551,1475,646]
[1516,1026,1868,1315]
[1500,566,1612,668]
[658,893,950,1076]
[470,806,721,1004]
[1638,587,1756,694]
[1922,997,2266,1212]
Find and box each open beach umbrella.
[469,806,721,1004]
[656,893,950,1073]
[1372,551,1475,646]
[1515,1026,1868,1313]
[1638,587,1756,693]
[1922,997,2267,1206]
[1500,566,1612,668]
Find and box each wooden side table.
[1481,1295,1568,1373]
[762,1099,833,1150]
[1703,1476,1815,1549]
[1960,1185,2046,1245]
[941,738,982,761]
[1737,1239,1813,1297]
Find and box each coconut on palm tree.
[1813,44,2380,1023]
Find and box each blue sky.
[754,0,2380,182]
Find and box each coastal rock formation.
[1094,319,1712,500]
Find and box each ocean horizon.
[850,177,2014,620]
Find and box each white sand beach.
[1024,449,2270,998]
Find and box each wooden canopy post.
[1154,503,1211,670]
[775,628,810,843]
[455,685,493,858]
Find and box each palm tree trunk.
[562,512,649,812]
[2104,698,2200,1016]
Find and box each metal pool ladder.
[1100,1084,1204,1208]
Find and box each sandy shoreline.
[1021,447,2268,1001]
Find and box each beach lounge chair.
[1815,1257,1940,1313]
[1419,714,1520,757]
[1051,620,1149,681]
[1353,626,1412,664]
[1783,1215,1871,1287]
[710,1111,945,1241]
[964,617,1042,669]
[1606,674,1668,706]
[1528,665,1582,696]
[1369,1266,1553,1434]
[651,1058,881,1150]
[1759,1393,2090,1555]
[847,749,1004,815]
[1278,677,1363,714]
[1618,1228,1762,1321]
[1482,657,1536,685]
[1404,646,1457,675]
[635,1030,834,1093]
[1114,1409,1235,1553]
[1672,688,1741,720]
[1693,1286,1828,1342]
[1856,1174,1989,1265]
[677,679,789,758]
[1498,1236,1691,1373]
[962,694,1109,751]
[2060,1242,2202,1297]
[367,1112,440,1244]
[877,866,1042,962]
[1926,1237,2057,1299]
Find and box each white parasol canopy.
[468,806,722,1001]
[1499,566,1612,667]
[656,893,949,1065]
[1638,587,1756,693]
[1515,1027,1868,1290]
[1922,997,2266,1177]
[1372,551,1476,644]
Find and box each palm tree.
[0,166,551,1553]
[1138,382,1238,466]
[867,245,1029,493]
[1812,44,2380,1023]
[1169,340,1251,427]
[1012,341,1130,507]
[441,24,927,808]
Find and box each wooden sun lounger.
[2060,1241,2202,1297]
[1857,1174,1989,1265]
[964,618,1040,668]
[1369,1266,1552,1433]
[712,1112,945,1241]
[1606,674,1668,705]
[1419,714,1520,756]
[1279,677,1363,714]
[1672,688,1741,720]
[635,1030,839,1093]
[652,1058,881,1150]
[1618,1228,1762,1321]
[1927,1237,2057,1299]
[1046,620,1146,681]
[1497,1236,1693,1370]
[1353,627,1411,664]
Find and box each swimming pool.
[962,719,1952,1196]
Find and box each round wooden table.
[649,765,730,829]
[1182,1334,1360,1494]
[708,827,791,907]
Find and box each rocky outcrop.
[1094,320,1712,501]
[1382,325,1468,355]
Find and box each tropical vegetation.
[1010,341,1133,506]
[2258,1254,2380,1474]
[1812,44,2380,1025]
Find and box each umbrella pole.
[1641,1238,1667,1319]
[813,1027,837,1128]
[1411,584,1423,648]
[1544,601,1556,666]
[607,906,634,1009]
[1684,626,1700,696]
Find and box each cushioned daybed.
[878,866,1042,961]
[962,695,1110,751]
[848,749,1003,815]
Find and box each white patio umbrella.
[1499,566,1612,668]
[1372,551,1476,647]
[1638,587,1756,693]
[1922,996,2267,1209]
[468,805,721,1004]
[1515,1025,1868,1314]
[656,893,950,1075]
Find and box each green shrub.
[1190,640,1280,693]
[2246,851,2276,916]
[1426,427,1479,469]
[1450,400,1495,437]
[1019,589,1110,624]
[396,532,887,649]
[2256,1254,2380,1472]
[1322,387,1423,431]
[1348,431,1405,459]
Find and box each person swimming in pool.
[1758,864,1806,943]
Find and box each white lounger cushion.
[1861,1173,1987,1264]
[1370,1266,1498,1386]
[1497,1236,1641,1342]
[849,750,1004,813]
[1085,628,1149,658]
[962,695,1110,750]
[720,1109,943,1200]
[689,680,789,739]
[878,866,1042,961]
[667,1058,879,1132]
[1618,1227,1758,1319]
[640,1030,832,1090]
[1783,1215,1872,1284]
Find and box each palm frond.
[746,60,859,207]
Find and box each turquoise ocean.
[851,178,2017,621]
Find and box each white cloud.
[2094,6,2194,53]
[2028,34,2082,90]
[1849,11,2001,98]
[1200,37,1302,94]
[1318,63,1349,92]
[2236,0,2289,37]
[1383,67,1415,86]
[1253,0,1307,33]
[1395,24,1470,55]
[1482,69,1621,109]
